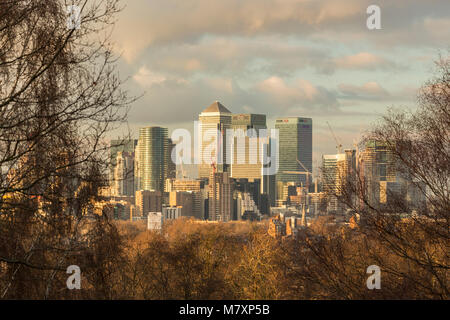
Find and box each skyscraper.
[359,140,396,208]
[112,151,135,197]
[110,139,137,178]
[198,101,232,179]
[229,113,267,181]
[322,149,356,213]
[275,117,312,203]
[165,179,205,219]
[135,126,169,192]
[135,190,162,217]
[208,170,233,222]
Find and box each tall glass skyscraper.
[275,117,312,202]
[198,101,232,179]
[230,113,267,181]
[135,126,169,192]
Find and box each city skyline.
[0,0,447,303]
[108,0,450,166]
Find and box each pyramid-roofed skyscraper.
[198,101,232,179]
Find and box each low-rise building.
[147,212,163,231]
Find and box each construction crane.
[282,159,312,226]
[326,121,343,154]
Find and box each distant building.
[166,138,177,180]
[358,140,396,208]
[359,141,426,212]
[135,126,169,193]
[111,201,136,220]
[322,149,356,213]
[169,191,194,217]
[230,113,267,181]
[110,139,137,175]
[234,178,267,215]
[236,192,261,221]
[147,212,163,231]
[162,206,182,220]
[208,171,234,221]
[275,117,312,203]
[112,151,135,197]
[135,190,162,217]
[198,101,232,179]
[276,181,297,207]
[268,214,304,239]
[308,191,328,216]
[165,179,205,219]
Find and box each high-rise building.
[166,138,177,180]
[322,149,356,213]
[135,190,162,217]
[208,170,233,221]
[162,206,183,220]
[230,113,267,180]
[359,140,425,212]
[236,192,261,221]
[112,151,135,197]
[165,179,205,219]
[135,126,169,192]
[198,101,232,179]
[275,117,312,203]
[110,139,137,175]
[359,140,396,208]
[169,191,194,217]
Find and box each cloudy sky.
[109,0,450,167]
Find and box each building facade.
[112,151,135,197]
[275,117,312,203]
[198,101,232,179]
[208,171,233,221]
[135,190,162,217]
[135,126,169,192]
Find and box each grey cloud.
[113,0,450,62]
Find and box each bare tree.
[316,54,449,299]
[0,0,133,299]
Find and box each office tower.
[110,139,137,175]
[135,126,168,192]
[166,138,177,180]
[135,190,162,217]
[360,140,396,183]
[208,170,233,221]
[230,113,267,180]
[322,149,356,213]
[236,192,261,221]
[162,207,183,220]
[359,140,425,212]
[169,191,194,217]
[112,151,135,197]
[165,179,205,219]
[261,137,277,207]
[275,117,312,203]
[233,178,271,215]
[359,140,396,208]
[198,101,232,179]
